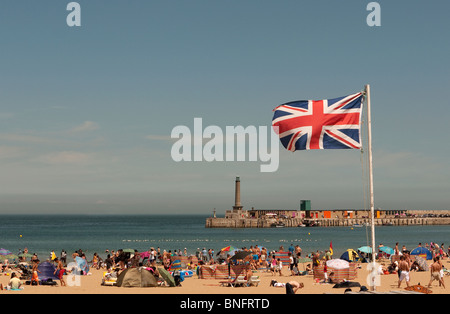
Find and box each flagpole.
[365,84,377,291]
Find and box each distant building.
[208,176,450,228]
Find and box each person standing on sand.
[397,255,411,288]
[31,260,41,285]
[270,255,276,276]
[295,245,302,258]
[60,250,67,267]
[289,253,295,276]
[427,257,446,289]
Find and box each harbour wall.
[205,217,450,228]
[205,218,304,228]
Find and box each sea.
[1,214,449,260]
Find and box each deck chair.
[247,275,260,287]
[219,277,236,287]
[101,271,117,286]
[233,275,248,287]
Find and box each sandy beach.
[1,258,449,295]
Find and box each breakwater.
[205,216,450,228]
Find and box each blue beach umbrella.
[357,246,372,254]
[379,246,395,255]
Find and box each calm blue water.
[0,215,449,260]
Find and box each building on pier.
[206,177,450,228]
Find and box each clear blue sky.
[0,1,449,214]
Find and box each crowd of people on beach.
[1,240,449,293]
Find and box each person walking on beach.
[427,257,446,289]
[397,255,411,288]
[270,255,276,276]
[276,258,283,276]
[54,258,66,286]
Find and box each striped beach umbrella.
[220,246,237,252]
[0,248,13,256]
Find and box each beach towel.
[405,285,432,294]
[332,281,361,289]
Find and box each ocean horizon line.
[0,213,211,216]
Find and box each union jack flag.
[272,92,363,151]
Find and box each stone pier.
[205,216,450,228]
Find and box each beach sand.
[1,258,449,295]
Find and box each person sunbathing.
[270,280,304,294]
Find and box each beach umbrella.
[139,251,150,259]
[18,253,34,258]
[230,251,252,261]
[216,245,237,256]
[379,246,395,255]
[0,248,12,256]
[0,254,18,261]
[357,246,372,254]
[414,256,429,271]
[410,247,433,260]
[298,257,312,264]
[326,259,350,270]
[159,268,176,287]
[122,248,135,253]
[220,245,237,252]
